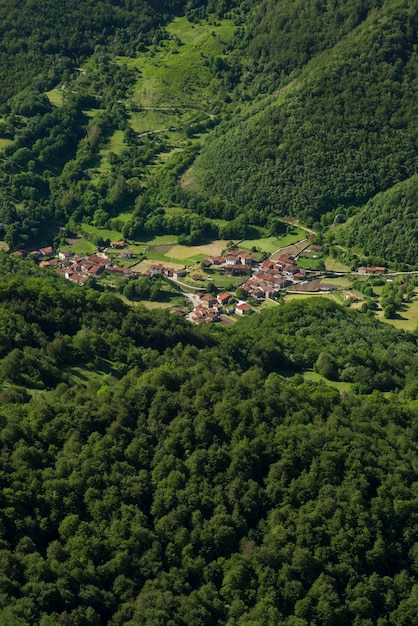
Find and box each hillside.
[0,3,418,623]
[194,0,418,226]
[0,0,417,267]
[334,174,418,267]
[0,256,418,624]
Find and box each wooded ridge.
[0,1,418,624]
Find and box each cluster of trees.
[336,174,418,268]
[195,0,418,225]
[0,258,418,623]
[0,0,189,105]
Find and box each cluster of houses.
[187,293,251,324]
[201,251,307,303]
[140,263,187,281]
[201,251,254,274]
[240,253,306,300]
[186,251,308,323]
[12,241,387,323]
[11,245,138,285]
[52,251,137,285]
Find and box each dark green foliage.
[337,174,418,267]
[0,0,170,104]
[0,259,417,623]
[196,0,418,224]
[246,0,381,80]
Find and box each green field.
[119,17,236,110]
[81,223,124,242]
[303,370,353,393]
[45,87,64,107]
[65,238,96,256]
[325,257,351,272]
[376,293,418,332]
[96,130,126,173]
[240,230,306,253]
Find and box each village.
[10,239,389,325]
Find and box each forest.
[0,0,417,267]
[0,0,418,623]
[0,254,418,624]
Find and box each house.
[121,250,134,258]
[190,306,220,324]
[200,295,219,309]
[236,302,252,315]
[358,266,386,275]
[217,293,231,306]
[225,255,240,266]
[150,263,165,276]
[173,269,187,280]
[81,262,104,276]
[261,259,275,271]
[293,272,306,280]
[86,254,110,267]
[105,265,130,275]
[109,240,125,248]
[58,250,74,260]
[68,274,89,285]
[39,246,54,257]
[343,291,359,301]
[282,263,299,276]
[311,244,324,252]
[277,253,294,266]
[210,256,226,265]
[254,272,278,284]
[239,253,253,266]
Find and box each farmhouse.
[58,250,73,260]
[217,293,231,306]
[358,266,386,275]
[190,306,220,323]
[200,294,219,309]
[236,303,252,315]
[210,256,226,265]
[173,269,187,279]
[38,246,54,257]
[239,253,253,266]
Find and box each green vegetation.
[1,2,418,623]
[194,0,418,227]
[0,257,418,624]
[335,174,418,268]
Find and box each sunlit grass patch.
[66,238,96,256]
[45,87,64,107]
[0,138,13,149]
[97,130,126,173]
[325,257,351,272]
[240,230,305,253]
[81,224,124,242]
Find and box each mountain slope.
[0,258,417,623]
[335,173,418,267]
[194,0,418,224]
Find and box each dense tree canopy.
[195,0,418,224]
[0,256,417,623]
[335,174,418,267]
